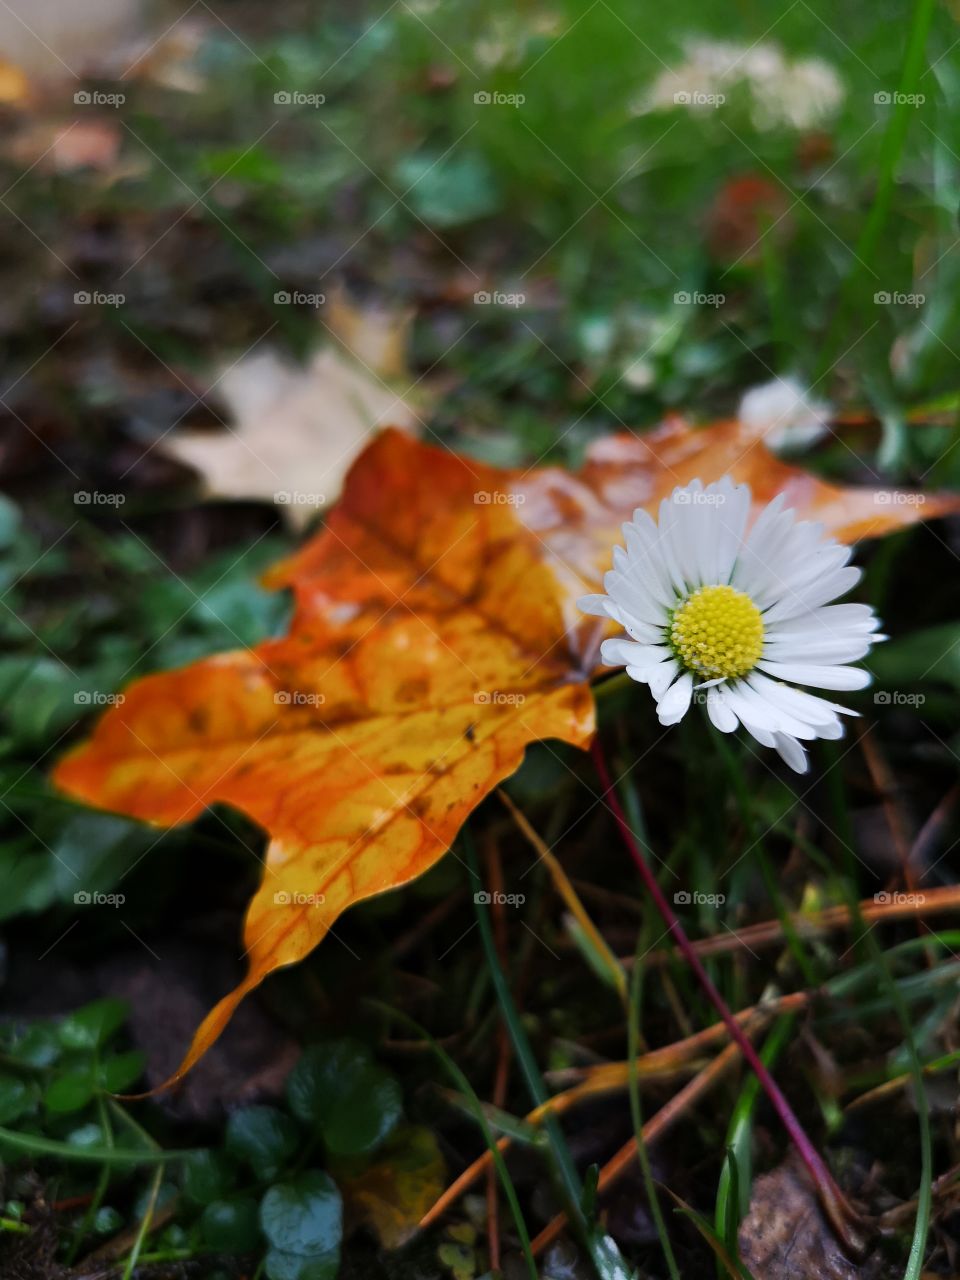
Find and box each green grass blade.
[715,1015,796,1266]
[463,829,634,1280]
[366,998,537,1280]
[818,0,937,371]
[0,1126,192,1165]
[628,844,681,1280]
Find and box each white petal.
[762,636,875,665]
[766,606,883,644]
[578,593,613,617]
[761,566,862,623]
[739,519,835,605]
[603,570,666,625]
[768,544,852,601]
[657,671,694,725]
[658,490,700,593]
[621,616,667,644]
[645,658,679,698]
[601,639,671,668]
[746,672,854,727]
[771,602,882,635]
[715,479,752,584]
[691,488,716,587]
[734,679,818,739]
[816,717,845,739]
[623,516,674,605]
[742,718,776,748]
[620,516,655,559]
[756,660,872,691]
[581,597,664,644]
[747,536,843,609]
[706,685,738,732]
[732,496,793,594]
[774,733,809,773]
[740,492,787,555]
[723,687,776,746]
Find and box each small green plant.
[0,1011,409,1279]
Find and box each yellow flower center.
[670,584,764,680]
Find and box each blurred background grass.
[3,1,960,1276]
[3,0,960,471]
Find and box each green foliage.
[0,1009,405,1276]
[183,1149,238,1205]
[286,1040,403,1156]
[260,1172,342,1280]
[0,508,292,931]
[44,1070,97,1115]
[201,1196,263,1251]
[392,151,502,227]
[93,1206,124,1234]
[0,1076,35,1126]
[59,998,130,1052]
[9,1022,61,1068]
[226,1106,300,1181]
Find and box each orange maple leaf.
[53,419,959,1082]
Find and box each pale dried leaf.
[164,346,420,528]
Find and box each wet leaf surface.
[739,1156,888,1280]
[52,421,958,1081]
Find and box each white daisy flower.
[738,376,832,452]
[579,477,884,774]
[640,39,845,132]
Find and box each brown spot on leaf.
[394,677,429,704]
[187,708,208,734]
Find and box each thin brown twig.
[857,723,919,908]
[619,884,960,966]
[877,1160,960,1228]
[551,990,813,1089]
[530,1034,753,1255]
[419,1132,512,1233]
[908,782,960,881]
[417,990,813,1233]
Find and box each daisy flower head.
[579,477,884,773]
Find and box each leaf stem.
[590,735,870,1258]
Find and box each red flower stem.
[591,735,868,1257]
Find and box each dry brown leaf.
[53,421,958,1083]
[164,345,421,529]
[0,0,144,80]
[6,120,126,175]
[0,56,31,104]
[326,288,415,381]
[739,1155,884,1279]
[55,428,595,1084]
[334,1125,446,1249]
